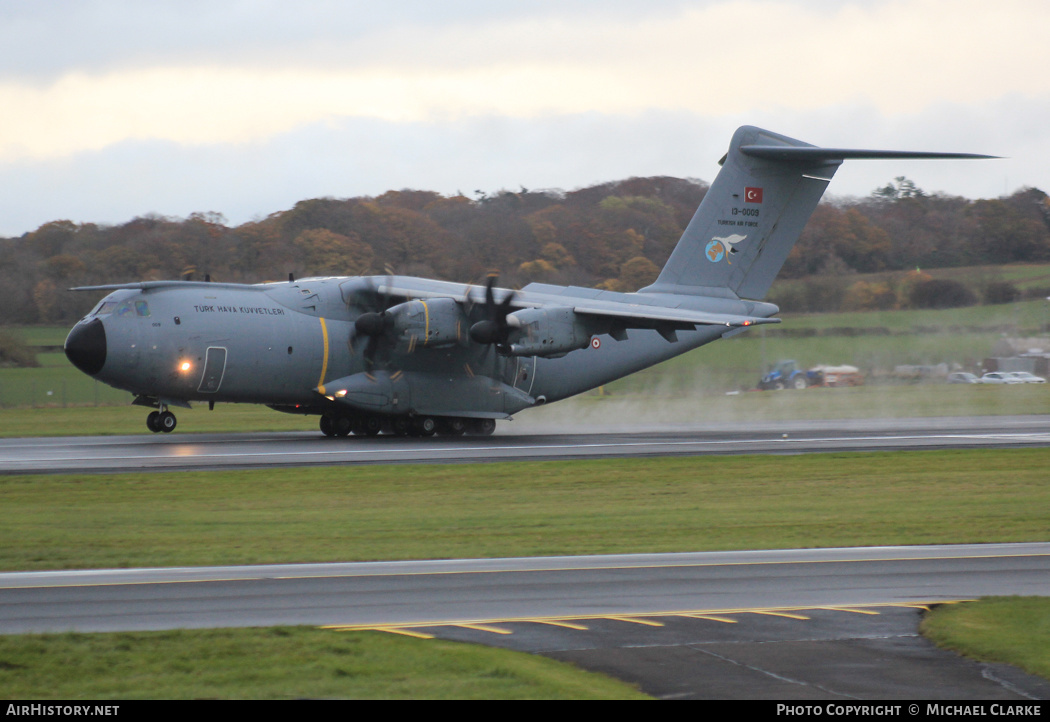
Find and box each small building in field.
[983,338,1050,375]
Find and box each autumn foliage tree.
[2,176,1048,324]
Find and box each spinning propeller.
[347,273,398,372]
[468,274,518,352]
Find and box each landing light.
[179,361,192,372]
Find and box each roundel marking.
[591,337,601,349]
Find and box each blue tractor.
[758,360,824,390]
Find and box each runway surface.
[4,544,1049,634]
[3,414,1050,474]
[3,544,1050,699]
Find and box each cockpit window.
[94,298,150,318]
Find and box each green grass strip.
[922,597,1050,681]
[0,627,648,699]
[3,449,1049,571]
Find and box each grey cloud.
[1,100,1043,238]
[0,0,709,80]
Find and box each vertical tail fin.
[641,125,993,301]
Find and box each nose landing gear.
[146,408,177,433]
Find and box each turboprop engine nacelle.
[507,306,593,357]
[386,297,465,348]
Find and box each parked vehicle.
[978,372,1025,384]
[1005,371,1046,383]
[947,372,979,384]
[815,364,865,387]
[757,360,864,390]
[758,360,823,390]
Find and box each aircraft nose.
[64,318,107,376]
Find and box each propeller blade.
[485,274,497,317]
[363,335,379,371]
[469,273,517,348]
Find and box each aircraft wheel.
[319,415,336,437]
[437,418,466,436]
[362,416,382,436]
[390,417,411,436]
[414,417,437,437]
[146,411,161,433]
[467,418,496,436]
[158,411,177,433]
[333,417,351,437]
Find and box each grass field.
[3,449,1047,571]
[923,597,1050,682]
[0,627,648,700]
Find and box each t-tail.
[640,125,994,301]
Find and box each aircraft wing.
[376,279,777,331]
[569,303,778,329]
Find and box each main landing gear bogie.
[319,414,496,438]
[146,409,177,433]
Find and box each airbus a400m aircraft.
[63,126,990,436]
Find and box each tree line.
[2,176,1049,325]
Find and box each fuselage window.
[94,301,120,316]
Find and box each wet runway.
[3,415,1050,474]
[5,544,1048,633]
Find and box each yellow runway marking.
[317,601,973,637]
[750,610,811,620]
[455,623,514,635]
[375,628,435,639]
[682,614,737,624]
[606,616,664,627]
[818,607,880,615]
[535,620,589,630]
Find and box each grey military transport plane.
[63,126,991,436]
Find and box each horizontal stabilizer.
[740,146,998,162]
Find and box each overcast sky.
[2,0,1047,236]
